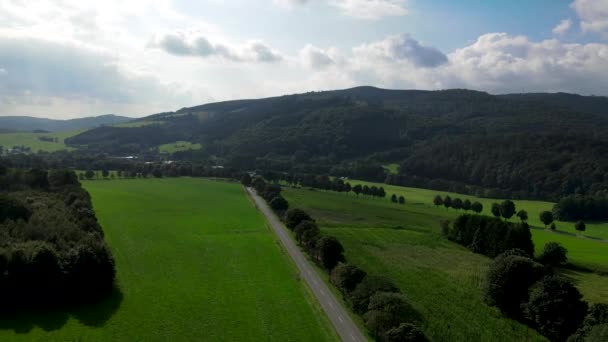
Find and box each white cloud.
[299,44,340,69]
[352,34,447,67]
[553,19,572,35]
[572,0,608,36]
[150,31,282,63]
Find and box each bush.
[538,242,568,266]
[315,236,345,270]
[330,263,367,293]
[349,275,400,314]
[575,221,586,233]
[540,211,554,228]
[484,253,544,315]
[523,276,588,342]
[269,196,289,212]
[385,323,428,342]
[364,292,421,338]
[568,303,608,342]
[285,208,313,230]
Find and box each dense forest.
[0,161,116,310]
[60,87,608,200]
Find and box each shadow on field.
[0,285,123,333]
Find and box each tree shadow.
[0,285,123,334]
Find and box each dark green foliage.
[261,183,282,202]
[523,276,588,342]
[330,263,367,293]
[462,199,471,211]
[443,195,452,209]
[398,196,405,204]
[540,211,554,228]
[491,203,501,218]
[353,184,362,196]
[0,195,31,223]
[364,292,421,339]
[471,201,483,213]
[269,196,289,212]
[499,200,516,220]
[433,195,443,207]
[568,304,608,342]
[285,208,313,230]
[447,214,535,257]
[538,242,568,266]
[85,170,95,179]
[385,323,428,342]
[348,275,400,314]
[315,236,345,270]
[550,223,557,231]
[484,253,544,315]
[553,196,608,221]
[294,220,319,246]
[240,173,252,186]
[575,220,586,232]
[452,198,463,210]
[516,210,528,222]
[391,194,398,203]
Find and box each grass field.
[0,130,81,153]
[158,141,202,153]
[282,185,608,341]
[0,178,336,341]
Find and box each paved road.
[247,188,367,342]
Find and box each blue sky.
[0,0,607,118]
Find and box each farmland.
[0,130,81,153]
[0,178,335,341]
[158,141,202,153]
[281,184,608,341]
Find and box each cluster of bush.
[0,166,116,311]
[433,195,483,213]
[286,208,428,342]
[442,214,535,258]
[552,195,608,221]
[484,246,607,341]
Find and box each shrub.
[575,221,586,233]
[315,236,345,270]
[484,253,544,315]
[349,275,400,314]
[285,209,313,230]
[568,303,608,342]
[385,323,428,342]
[364,292,421,338]
[540,211,554,228]
[330,263,367,293]
[523,276,588,342]
[269,196,289,212]
[538,242,568,266]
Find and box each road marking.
[329,302,334,308]
[338,315,344,323]
[350,333,357,341]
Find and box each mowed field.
[282,185,608,342]
[0,178,336,341]
[0,130,80,153]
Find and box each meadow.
[0,178,336,341]
[0,130,81,153]
[282,185,608,341]
[158,141,202,153]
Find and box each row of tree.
[552,195,608,221]
[433,195,483,213]
[483,247,607,341]
[0,166,116,310]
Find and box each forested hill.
[0,114,132,132]
[66,87,608,200]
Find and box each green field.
[114,120,164,128]
[158,141,202,153]
[0,178,335,341]
[0,130,81,153]
[282,185,608,341]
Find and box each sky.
[0,0,608,118]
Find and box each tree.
[452,198,463,210]
[575,220,586,233]
[315,236,345,270]
[330,263,367,293]
[294,220,318,244]
[516,210,528,222]
[364,292,421,338]
[491,203,501,218]
[385,323,428,342]
[285,209,312,230]
[241,173,252,186]
[471,201,483,214]
[348,275,400,314]
[484,253,544,315]
[540,211,554,228]
[85,170,95,180]
[433,195,443,208]
[523,276,588,342]
[443,195,452,209]
[378,187,386,198]
[500,200,516,220]
[391,194,398,203]
[538,242,567,266]
[101,169,110,178]
[353,184,362,196]
[269,196,289,212]
[550,222,557,231]
[462,199,472,211]
[398,196,405,205]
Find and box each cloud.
[553,19,572,35]
[353,34,448,67]
[300,44,339,69]
[571,0,608,37]
[273,0,408,20]
[150,31,282,63]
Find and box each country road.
[246,188,368,342]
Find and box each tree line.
[552,195,608,221]
[433,195,483,213]
[246,176,428,341]
[0,165,116,311]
